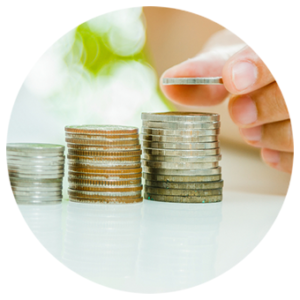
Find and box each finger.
[229,82,289,127]
[160,51,229,106]
[222,46,275,95]
[261,148,293,174]
[239,120,293,152]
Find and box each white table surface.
[17,143,290,293]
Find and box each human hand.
[160,31,293,173]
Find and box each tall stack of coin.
[7,143,65,204]
[141,112,223,203]
[65,125,143,204]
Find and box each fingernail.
[262,148,280,164]
[231,96,257,125]
[240,126,262,142]
[232,61,257,91]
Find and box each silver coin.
[11,185,62,192]
[12,190,62,196]
[142,134,217,143]
[142,160,219,169]
[141,111,220,122]
[16,200,61,205]
[9,173,64,179]
[143,172,222,182]
[143,166,221,175]
[143,121,220,130]
[7,143,65,152]
[7,150,65,157]
[7,164,65,171]
[144,192,222,203]
[7,158,65,166]
[142,127,220,137]
[65,137,140,146]
[143,147,220,156]
[13,195,63,201]
[7,154,65,161]
[8,167,64,174]
[9,177,63,185]
[142,153,221,163]
[162,77,223,85]
[142,140,219,150]
[145,179,224,189]
[68,188,142,197]
[144,186,222,196]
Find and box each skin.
[160,30,293,173]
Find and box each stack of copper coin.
[65,125,143,204]
[141,112,223,203]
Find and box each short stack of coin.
[7,143,65,204]
[141,112,223,203]
[65,125,143,204]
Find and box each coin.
[68,161,141,169]
[16,200,61,205]
[142,140,219,150]
[7,158,65,166]
[142,153,222,163]
[142,160,219,169]
[9,177,63,185]
[141,111,220,122]
[12,190,62,196]
[67,154,141,162]
[68,189,142,197]
[67,149,142,157]
[144,192,222,203]
[143,166,221,175]
[143,121,220,130]
[7,143,65,153]
[8,164,64,171]
[143,147,220,156]
[65,125,138,135]
[65,138,140,146]
[68,171,142,180]
[68,178,141,186]
[11,186,63,193]
[143,172,222,182]
[69,183,142,192]
[162,77,223,85]
[65,133,139,140]
[68,166,142,174]
[67,143,141,151]
[7,150,65,157]
[145,179,224,189]
[9,172,64,179]
[68,196,143,204]
[144,186,222,196]
[142,134,217,143]
[13,195,63,201]
[142,127,220,137]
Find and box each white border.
[1,0,299,299]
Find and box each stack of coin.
[141,112,223,203]
[65,125,143,204]
[7,143,65,204]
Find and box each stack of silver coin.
[141,112,223,203]
[7,143,65,204]
[65,125,143,204]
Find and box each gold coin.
[65,125,138,135]
[65,138,140,146]
[69,196,143,204]
[68,149,142,157]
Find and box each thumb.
[222,46,274,95]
